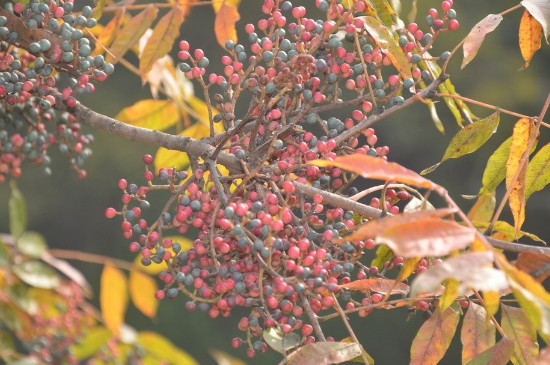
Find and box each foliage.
[0,0,550,364]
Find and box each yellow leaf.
[396,257,421,282]
[107,5,158,63]
[506,118,534,237]
[501,303,539,365]
[115,99,179,130]
[483,291,500,319]
[138,331,199,365]
[139,6,186,81]
[129,270,158,318]
[133,236,192,275]
[439,279,460,311]
[519,9,543,69]
[100,264,128,335]
[212,0,241,13]
[215,4,240,48]
[467,193,496,225]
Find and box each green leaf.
[465,337,515,365]
[116,99,179,130]
[362,16,412,78]
[71,326,111,360]
[371,244,393,269]
[466,193,496,225]
[139,6,185,80]
[92,0,106,19]
[410,305,460,365]
[263,327,300,354]
[521,0,550,41]
[0,239,10,268]
[16,231,47,259]
[137,331,199,365]
[9,180,26,240]
[442,112,500,162]
[462,14,504,69]
[367,0,395,27]
[479,137,511,195]
[12,260,60,289]
[0,330,15,352]
[501,304,539,365]
[8,284,38,314]
[106,5,158,63]
[461,302,496,364]
[525,142,550,200]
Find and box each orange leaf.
[461,302,496,363]
[214,4,240,48]
[378,218,475,258]
[212,0,241,13]
[501,304,539,364]
[100,264,128,335]
[129,270,158,318]
[339,278,410,295]
[92,11,127,56]
[506,118,534,237]
[106,5,158,63]
[519,9,543,69]
[139,6,186,81]
[341,207,456,242]
[410,306,460,365]
[310,154,445,195]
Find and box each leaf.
[106,5,158,63]
[311,154,445,195]
[441,112,500,162]
[209,350,247,365]
[367,0,396,27]
[465,337,515,365]
[410,305,460,365]
[137,331,199,365]
[263,327,300,354]
[92,0,106,19]
[501,304,539,365]
[467,193,496,225]
[100,263,128,336]
[439,279,460,311]
[483,291,501,319]
[461,14,504,69]
[92,11,126,56]
[515,252,550,282]
[521,0,550,41]
[362,16,412,78]
[461,302,496,364]
[339,278,410,295]
[526,141,550,200]
[370,244,393,269]
[410,252,508,298]
[342,208,455,242]
[139,6,185,81]
[286,342,363,365]
[71,326,111,360]
[396,257,422,282]
[378,218,475,258]
[404,196,435,212]
[129,270,158,318]
[534,347,550,365]
[12,260,60,289]
[15,231,46,259]
[519,9,543,69]
[212,0,241,13]
[497,253,550,342]
[116,99,179,130]
[9,180,26,240]
[479,138,512,195]
[506,118,534,236]
[215,4,240,49]
[480,220,546,244]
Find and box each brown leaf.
[410,306,460,365]
[519,9,543,69]
[515,252,550,282]
[311,154,445,195]
[462,14,503,69]
[341,207,456,242]
[339,278,410,295]
[214,4,240,48]
[461,302,496,363]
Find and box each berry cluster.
[0,0,114,181]
[108,0,461,357]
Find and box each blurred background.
[1,0,549,363]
